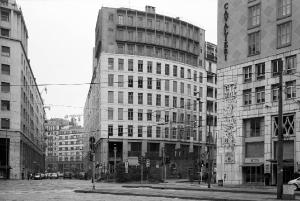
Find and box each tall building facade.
[45,118,84,174]
[84,6,215,178]
[217,0,300,185]
[0,0,45,179]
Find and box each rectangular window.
[165,95,169,107]
[165,127,169,138]
[286,80,296,99]
[187,84,191,95]
[244,117,264,137]
[128,108,133,120]
[165,64,170,75]
[128,92,133,104]
[1,46,10,57]
[138,93,143,104]
[108,108,114,120]
[156,127,161,138]
[278,0,291,18]
[108,58,114,70]
[180,98,184,108]
[138,76,143,88]
[128,76,133,87]
[255,63,265,80]
[180,67,184,78]
[128,44,135,55]
[147,110,152,121]
[272,84,279,102]
[108,74,114,86]
[156,94,161,106]
[173,97,177,108]
[180,82,184,94]
[248,31,260,56]
[243,66,252,82]
[147,93,152,105]
[147,78,152,89]
[1,28,9,37]
[277,21,292,48]
[138,126,143,137]
[118,125,123,136]
[243,89,252,105]
[199,72,203,83]
[1,9,9,22]
[173,81,177,92]
[108,125,113,136]
[118,75,124,87]
[108,91,114,103]
[128,125,133,137]
[256,87,265,104]
[118,59,124,70]
[147,61,152,73]
[1,64,10,75]
[1,100,10,111]
[156,111,161,122]
[128,31,134,41]
[117,43,124,54]
[138,109,143,121]
[248,4,261,27]
[173,65,177,77]
[118,15,124,25]
[156,79,161,90]
[165,80,169,91]
[138,60,143,72]
[1,82,10,93]
[156,63,161,74]
[118,91,124,104]
[128,59,133,71]
[272,59,283,77]
[137,32,143,42]
[193,71,197,81]
[118,108,123,120]
[286,55,296,74]
[147,126,152,138]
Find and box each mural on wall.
[222,83,237,163]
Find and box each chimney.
[145,5,155,14]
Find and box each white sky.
[16,0,217,120]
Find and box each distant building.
[45,119,84,174]
[0,0,45,179]
[217,0,299,185]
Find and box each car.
[288,177,300,189]
[33,173,42,180]
[57,172,64,178]
[78,172,87,180]
[40,173,46,179]
[50,173,58,179]
[63,172,72,179]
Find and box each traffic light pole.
[92,152,95,190]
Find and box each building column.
[141,140,147,157]
[123,139,128,162]
[101,139,108,164]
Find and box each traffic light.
[165,157,170,164]
[89,151,93,162]
[89,136,95,152]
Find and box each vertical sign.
[224,2,229,61]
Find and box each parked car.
[63,172,72,179]
[33,173,42,180]
[57,172,64,178]
[78,172,87,180]
[288,177,300,189]
[40,173,46,179]
[50,173,58,179]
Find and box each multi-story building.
[84,6,216,178]
[217,0,300,185]
[0,0,45,179]
[45,118,84,174]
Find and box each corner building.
[84,6,212,178]
[0,0,45,179]
[217,0,300,185]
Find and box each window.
[147,78,152,89]
[273,114,294,136]
[272,59,283,77]
[1,64,10,75]
[156,94,161,106]
[180,82,184,94]
[156,127,161,138]
[138,126,143,137]
[138,93,143,104]
[128,76,133,87]
[1,9,9,22]
[1,46,10,57]
[180,98,184,108]
[147,93,152,105]
[243,89,252,105]
[118,75,124,87]
[128,30,134,41]
[108,91,114,103]
[156,111,161,122]
[1,28,9,37]
[156,63,161,74]
[164,80,170,91]
[147,126,152,137]
[286,55,296,74]
[255,63,265,80]
[108,125,113,136]
[138,109,143,121]
[165,64,170,75]
[147,61,152,73]
[187,84,191,95]
[173,97,177,108]
[117,29,124,40]
[128,125,133,137]
[108,13,114,21]
[128,92,133,104]
[128,59,133,71]
[138,60,143,72]
[165,95,169,107]
[286,80,296,99]
[173,81,177,92]
[243,66,252,82]
[277,0,291,18]
[128,108,133,120]
[248,31,260,56]
[173,65,177,76]
[118,109,123,120]
[108,74,114,86]
[147,19,153,28]
[137,31,143,42]
[118,59,124,70]
[277,21,292,47]
[118,15,124,25]
[165,127,169,138]
[180,67,184,78]
[108,108,114,120]
[272,84,279,102]
[108,58,114,70]
[138,76,143,88]
[128,44,135,55]
[156,79,161,90]
[199,72,203,83]
[244,117,264,137]
[248,4,261,27]
[127,15,133,25]
[256,87,265,104]
[1,100,10,111]
[165,111,170,123]
[118,91,124,104]
[1,82,10,93]
[118,125,123,136]
[117,43,124,54]
[147,110,152,121]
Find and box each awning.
[266,159,294,163]
[240,163,264,167]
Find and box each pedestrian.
[27,172,30,180]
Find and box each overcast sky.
[17,0,217,120]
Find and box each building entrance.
[242,165,264,184]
